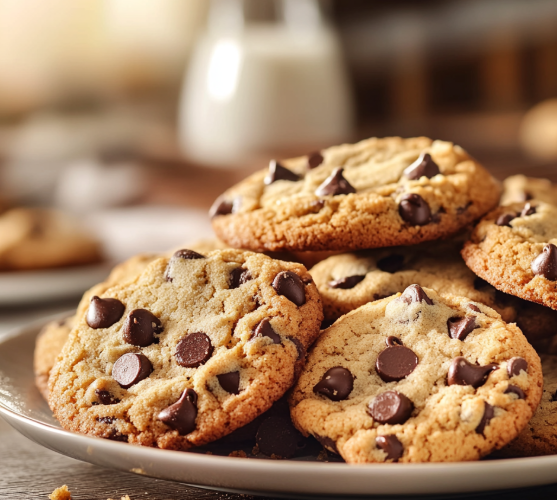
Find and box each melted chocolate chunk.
[403,153,440,180]
[209,196,233,218]
[521,202,536,217]
[157,388,197,435]
[313,366,354,401]
[175,332,213,368]
[398,193,431,226]
[229,267,252,289]
[398,284,433,305]
[107,429,128,442]
[447,357,497,388]
[376,345,418,382]
[252,319,281,344]
[315,434,338,454]
[307,152,324,169]
[95,389,120,405]
[172,249,205,260]
[315,168,356,197]
[256,416,306,458]
[272,271,306,306]
[217,371,240,394]
[377,254,405,273]
[507,357,528,377]
[367,391,413,425]
[505,385,525,399]
[468,304,481,313]
[476,401,495,435]
[496,213,516,227]
[376,435,404,461]
[122,309,163,347]
[328,275,365,289]
[87,296,125,329]
[112,353,152,389]
[531,244,557,280]
[96,416,115,424]
[447,316,477,341]
[265,160,300,184]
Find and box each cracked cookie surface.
[289,285,542,463]
[48,249,322,450]
[462,200,557,310]
[211,137,500,252]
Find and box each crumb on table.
[49,485,71,500]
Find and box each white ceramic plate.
[2,318,557,498]
[0,263,113,305]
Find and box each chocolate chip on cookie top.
[211,137,501,252]
[290,285,542,463]
[48,249,323,451]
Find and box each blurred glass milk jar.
[179,0,354,167]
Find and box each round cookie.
[34,253,159,400]
[210,137,501,252]
[462,200,557,310]
[48,249,323,450]
[289,285,542,463]
[0,208,102,270]
[310,244,516,325]
[502,175,557,206]
[496,355,557,457]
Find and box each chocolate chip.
[95,389,119,405]
[313,366,354,401]
[315,168,356,197]
[521,202,536,217]
[157,388,197,435]
[264,160,300,184]
[122,309,163,347]
[217,371,240,394]
[403,153,440,180]
[376,345,418,382]
[505,385,525,399]
[507,357,528,377]
[112,353,152,389]
[367,391,413,425]
[447,316,477,341]
[398,193,431,225]
[377,254,405,273]
[107,429,128,442]
[252,319,281,344]
[256,416,306,458]
[314,434,338,454]
[328,275,365,289]
[308,152,324,169]
[96,416,115,424]
[496,213,516,226]
[272,271,306,306]
[398,284,433,305]
[309,199,325,213]
[447,357,497,388]
[86,296,125,329]
[175,332,213,368]
[229,267,252,289]
[386,336,403,347]
[469,304,481,313]
[531,244,557,280]
[209,196,233,217]
[475,401,494,435]
[376,435,404,461]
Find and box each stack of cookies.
[41,136,557,463]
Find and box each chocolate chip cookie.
[290,285,542,463]
[34,253,159,400]
[0,208,102,270]
[462,200,557,310]
[309,242,516,325]
[501,175,557,206]
[211,137,501,252]
[496,355,557,457]
[48,249,322,450]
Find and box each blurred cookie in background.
[501,175,557,206]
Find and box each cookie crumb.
[251,444,260,455]
[49,485,71,500]
[228,450,247,458]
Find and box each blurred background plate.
[2,317,557,498]
[0,263,113,306]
